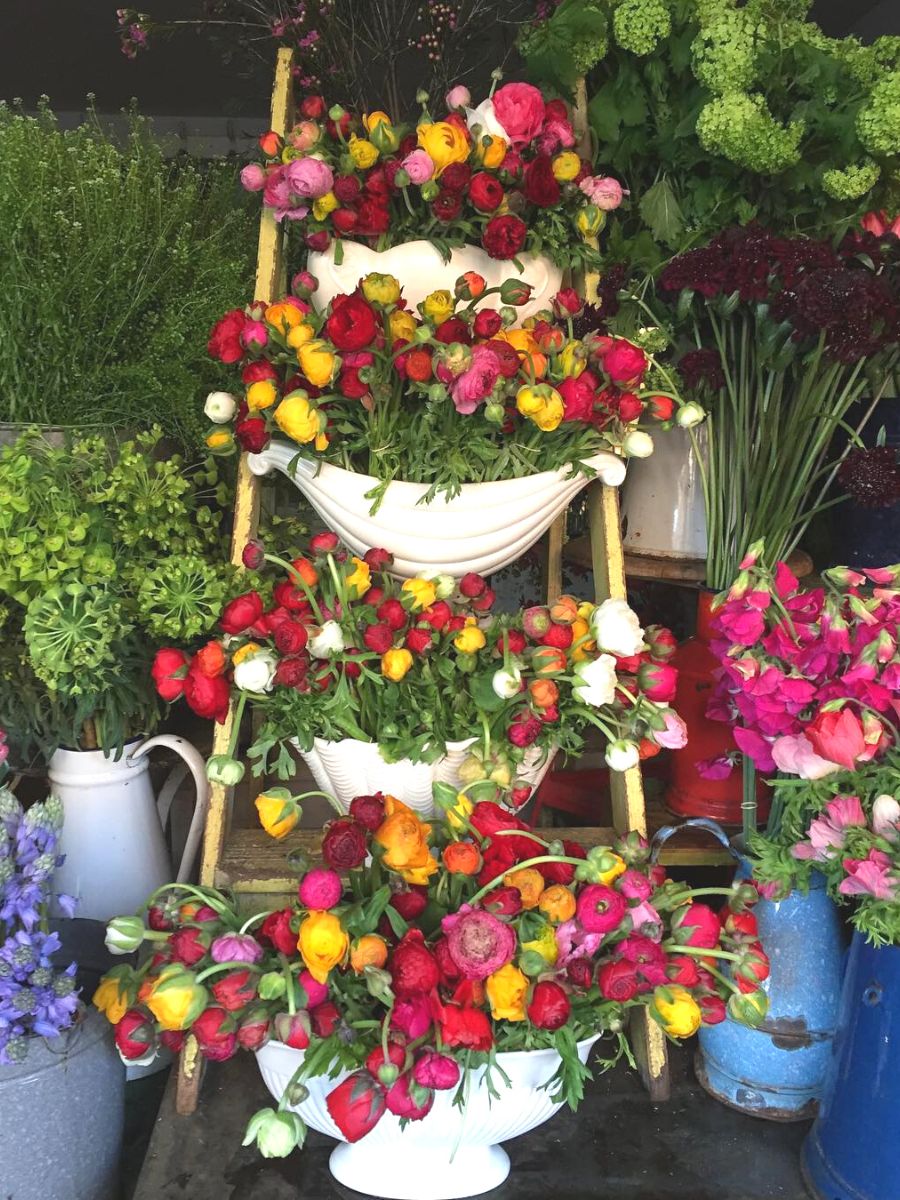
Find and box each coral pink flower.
[839,851,897,900]
[772,734,841,780]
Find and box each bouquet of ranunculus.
[204,271,684,505]
[240,81,625,271]
[750,753,900,946]
[95,790,768,1158]
[703,551,900,790]
[151,531,685,803]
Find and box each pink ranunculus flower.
[400,148,435,185]
[209,933,264,964]
[450,344,502,415]
[627,900,662,939]
[445,909,516,979]
[579,175,628,210]
[391,994,433,1039]
[554,919,603,966]
[445,85,472,111]
[537,116,575,155]
[619,869,653,901]
[289,121,321,152]
[298,867,343,910]
[241,320,269,350]
[839,851,897,900]
[576,884,627,934]
[413,1050,460,1090]
[241,163,267,192]
[285,156,334,200]
[655,708,688,750]
[491,82,546,145]
[558,370,597,423]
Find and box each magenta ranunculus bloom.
[576,884,627,935]
[445,909,516,979]
[298,867,343,910]
[412,1050,460,1090]
[284,156,334,200]
[209,933,264,964]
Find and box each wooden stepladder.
[176,48,668,1114]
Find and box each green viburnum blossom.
[697,91,804,173]
[821,159,882,201]
[612,0,671,57]
[692,8,760,94]
[856,70,900,158]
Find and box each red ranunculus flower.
[440,162,472,192]
[405,628,433,655]
[385,1073,434,1120]
[553,287,583,317]
[482,337,521,377]
[259,907,296,955]
[482,214,528,260]
[469,172,504,213]
[558,371,598,423]
[300,95,326,119]
[433,317,470,345]
[699,994,727,1025]
[192,1007,238,1062]
[421,601,452,630]
[326,1071,386,1142]
[508,711,542,748]
[273,620,309,655]
[476,840,518,886]
[439,1004,493,1051]
[473,309,502,339]
[432,190,463,223]
[208,309,248,363]
[667,955,701,987]
[241,360,279,385]
[365,1041,406,1080]
[377,598,407,630]
[159,1029,186,1054]
[211,968,258,1012]
[602,339,647,384]
[325,293,378,350]
[115,1009,157,1061]
[390,888,429,921]
[273,1011,311,1049]
[237,1010,271,1050]
[273,579,309,612]
[356,196,391,237]
[311,1000,342,1037]
[274,655,309,690]
[169,926,209,966]
[333,174,361,203]
[597,959,639,1001]
[433,936,463,983]
[235,416,269,454]
[151,648,189,701]
[306,230,330,252]
[349,793,386,832]
[363,622,394,654]
[527,980,571,1030]
[537,840,586,885]
[219,590,264,635]
[522,155,561,208]
[182,665,230,724]
[331,208,359,235]
[390,929,441,996]
[321,817,368,870]
[483,885,523,917]
[567,959,592,988]
[675,903,722,949]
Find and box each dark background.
[2,0,896,120]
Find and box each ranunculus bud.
[364,546,394,570]
[471,586,496,612]
[523,606,552,639]
[623,430,654,458]
[204,391,238,423]
[605,740,640,772]
[552,287,583,317]
[291,269,319,297]
[115,1009,159,1064]
[273,1010,311,1049]
[349,792,386,831]
[445,84,472,110]
[459,572,487,598]
[499,278,533,306]
[676,401,706,428]
[105,916,147,955]
[243,1108,305,1159]
[206,755,245,787]
[241,539,266,570]
[566,959,592,988]
[326,1071,387,1142]
[527,980,571,1030]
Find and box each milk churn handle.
[650,817,740,865]
[127,736,210,883]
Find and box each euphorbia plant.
[95,787,769,1157]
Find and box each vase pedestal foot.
[695,1049,819,1122]
[329,1140,511,1199]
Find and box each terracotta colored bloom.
[445,909,516,979]
[486,962,528,1021]
[503,867,545,910]
[442,841,482,875]
[350,934,389,973]
[538,884,577,924]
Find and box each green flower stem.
[661,942,741,964]
[491,828,553,850]
[281,953,297,1016]
[195,961,263,984]
[141,882,238,926]
[225,691,247,761]
[468,854,589,907]
[239,909,277,936]
[276,1061,308,1112]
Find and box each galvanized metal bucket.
[803,932,900,1200]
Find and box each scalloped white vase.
[307,240,563,323]
[256,1034,599,1200]
[248,445,626,578]
[295,736,555,817]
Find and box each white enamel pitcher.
[49,735,209,921]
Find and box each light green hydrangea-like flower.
[821,159,881,201]
[613,0,672,57]
[857,71,900,158]
[696,91,804,172]
[692,9,759,94]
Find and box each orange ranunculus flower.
[416,120,470,177]
[550,595,579,625]
[196,640,226,678]
[298,911,349,984]
[532,646,568,676]
[486,963,528,1022]
[538,884,577,924]
[529,678,559,710]
[382,647,413,682]
[266,301,305,333]
[442,841,482,875]
[474,133,507,169]
[290,556,318,587]
[495,329,547,380]
[350,934,389,973]
[504,867,545,910]
[93,976,130,1025]
[374,797,438,885]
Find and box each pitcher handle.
[127,735,210,883]
[650,817,739,865]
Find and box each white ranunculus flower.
[308,620,345,658]
[204,391,238,423]
[464,98,507,140]
[676,401,706,429]
[573,654,617,707]
[623,430,654,458]
[872,794,900,840]
[590,598,644,658]
[233,650,277,694]
[492,662,523,699]
[605,739,641,772]
[432,574,456,600]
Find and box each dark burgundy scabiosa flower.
[838,447,900,508]
[678,348,725,394]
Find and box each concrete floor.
[128,1044,811,1200]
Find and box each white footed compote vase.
[247,444,627,579]
[307,240,563,323]
[256,1034,600,1200]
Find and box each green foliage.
[519,0,609,91]
[0,101,255,444]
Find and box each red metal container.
[665,591,769,824]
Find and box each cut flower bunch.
[241,80,623,271]
[151,531,686,799]
[205,270,685,505]
[95,791,769,1157]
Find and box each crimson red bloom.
[377,598,407,631]
[349,793,386,832]
[597,959,639,1001]
[363,622,394,654]
[667,955,701,988]
[522,155,561,208]
[405,627,433,655]
[333,174,361,203]
[259,908,296,956]
[326,1071,387,1142]
[440,1004,493,1051]
[151,648,188,701]
[482,215,528,260]
[235,416,269,454]
[699,994,727,1024]
[208,309,248,363]
[325,293,378,351]
[567,959,592,988]
[219,591,264,635]
[390,930,441,996]
[385,1073,434,1120]
[469,172,504,213]
[473,310,502,339]
[115,1009,157,1061]
[390,888,429,921]
[236,1010,271,1050]
[300,95,326,118]
[169,926,209,966]
[356,196,391,237]
[432,191,463,223]
[440,162,472,192]
[273,620,309,655]
[365,1041,406,1081]
[321,817,368,870]
[311,1000,342,1036]
[182,665,230,724]
[483,885,523,917]
[433,317,470,344]
[675,903,722,949]
[211,969,258,1012]
[527,980,571,1030]
[192,1007,238,1062]
[241,360,279,385]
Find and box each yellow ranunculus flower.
[596,852,626,886]
[93,976,130,1025]
[364,110,392,133]
[533,392,564,432]
[416,121,470,177]
[247,379,278,412]
[557,340,587,379]
[275,393,321,444]
[538,884,577,924]
[577,600,594,621]
[205,430,233,452]
[232,641,262,666]
[447,791,474,832]
[453,619,486,654]
[298,340,338,387]
[552,151,581,181]
[287,322,316,349]
[422,289,454,325]
[362,272,401,306]
[389,309,418,342]
[145,966,208,1031]
[402,578,437,611]
[255,791,300,840]
[345,556,371,598]
[266,301,306,332]
[653,986,702,1038]
[515,385,545,418]
[576,204,606,239]
[381,647,414,681]
[312,191,339,220]
[569,616,594,662]
[504,867,545,910]
[298,911,349,984]
[374,796,438,884]
[486,963,528,1022]
[474,133,507,169]
[348,135,379,169]
[522,922,559,965]
[350,934,389,973]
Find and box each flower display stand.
[173,51,669,1115]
